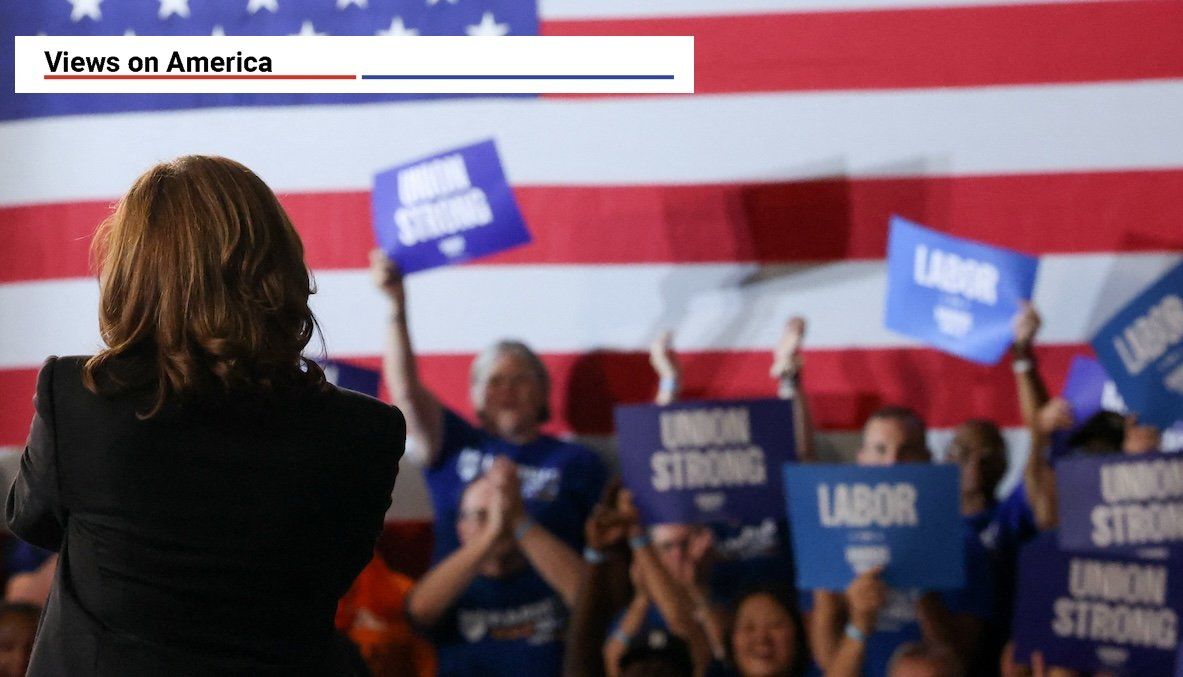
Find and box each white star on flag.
[336,0,367,8]
[246,0,278,14]
[465,11,509,36]
[68,0,102,22]
[425,0,459,5]
[124,28,136,36]
[211,25,226,36]
[293,20,325,36]
[377,17,418,36]
[158,0,190,19]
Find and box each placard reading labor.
[783,464,963,590]
[1012,532,1182,677]
[614,399,795,525]
[372,139,531,275]
[323,360,380,398]
[884,215,1039,364]
[1091,262,1183,429]
[1056,452,1183,557]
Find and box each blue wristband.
[628,533,650,550]
[514,517,535,541]
[583,547,606,564]
[844,623,867,643]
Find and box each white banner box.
[14,36,694,95]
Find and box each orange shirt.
[336,554,436,677]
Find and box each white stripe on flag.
[2,80,1182,205]
[0,252,1176,369]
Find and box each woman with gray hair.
[371,250,607,562]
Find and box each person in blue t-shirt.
[807,406,995,677]
[372,251,607,561]
[406,457,586,677]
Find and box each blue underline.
[360,74,675,80]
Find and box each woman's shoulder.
[320,384,406,431]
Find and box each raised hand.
[369,248,405,307]
[1036,398,1074,435]
[770,316,806,379]
[845,567,887,633]
[1012,301,1042,351]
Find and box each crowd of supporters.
[1,250,1170,677]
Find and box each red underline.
[43,74,356,80]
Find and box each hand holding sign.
[846,567,887,634]
[369,248,405,308]
[1012,301,1042,353]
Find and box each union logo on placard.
[694,492,726,512]
[1164,364,1183,395]
[1095,646,1129,667]
[439,235,467,258]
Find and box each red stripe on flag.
[542,0,1183,93]
[3,169,1181,282]
[0,345,1086,446]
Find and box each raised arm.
[489,457,588,608]
[650,330,681,406]
[822,569,887,677]
[1026,398,1073,531]
[1011,302,1049,428]
[564,481,634,677]
[771,317,817,463]
[404,483,508,628]
[631,535,713,677]
[371,249,445,466]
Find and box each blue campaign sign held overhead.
[1012,532,1183,677]
[1055,451,1183,558]
[372,139,531,275]
[1091,261,1183,430]
[614,399,795,525]
[783,464,963,590]
[884,216,1039,364]
[323,360,380,398]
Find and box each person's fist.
[1012,301,1042,349]
[770,316,806,379]
[370,248,405,305]
[1036,398,1074,435]
[845,568,887,632]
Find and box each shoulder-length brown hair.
[83,155,325,417]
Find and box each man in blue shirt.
[407,457,586,676]
[372,251,607,561]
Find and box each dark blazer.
[6,356,405,675]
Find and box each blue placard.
[783,464,964,590]
[884,216,1039,364]
[1091,262,1183,430]
[614,399,795,525]
[323,360,380,398]
[1062,355,1127,423]
[1012,532,1183,677]
[1056,452,1183,558]
[372,139,531,275]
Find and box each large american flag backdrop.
[2,0,1182,519]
